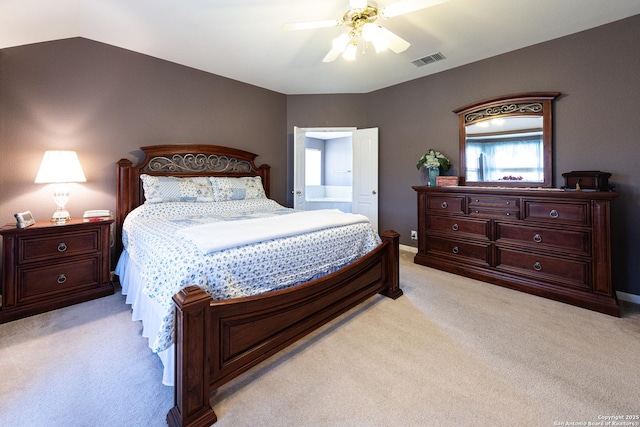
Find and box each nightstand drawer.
[19,230,100,264]
[18,257,101,304]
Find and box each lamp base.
[51,209,71,224]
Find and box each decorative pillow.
[209,176,267,202]
[140,174,214,203]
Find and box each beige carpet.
[1,250,639,426]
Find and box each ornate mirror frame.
[454,92,560,188]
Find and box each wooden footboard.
[167,230,402,427]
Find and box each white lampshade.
[35,150,87,184]
[35,150,86,223]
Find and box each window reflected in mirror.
[465,116,543,183]
[454,92,559,188]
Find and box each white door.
[293,126,306,210]
[352,128,379,231]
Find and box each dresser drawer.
[19,230,100,264]
[468,196,519,209]
[523,200,590,225]
[426,195,465,214]
[17,257,101,304]
[425,236,491,266]
[469,208,520,219]
[496,223,590,256]
[426,216,490,239]
[495,247,590,290]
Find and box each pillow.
[140,174,214,203]
[209,176,267,202]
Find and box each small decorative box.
[562,171,611,191]
[436,176,459,187]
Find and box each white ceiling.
[2,0,640,95]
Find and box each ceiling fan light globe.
[361,22,379,41]
[342,43,358,60]
[372,37,389,53]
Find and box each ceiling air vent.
[411,52,446,67]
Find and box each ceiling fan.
[282,0,448,62]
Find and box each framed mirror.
[454,92,560,187]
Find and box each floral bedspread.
[118,199,381,352]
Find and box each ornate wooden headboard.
[115,144,271,256]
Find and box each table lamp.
[35,150,87,223]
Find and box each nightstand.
[0,218,114,324]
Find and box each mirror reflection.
[465,116,543,183]
[454,92,559,188]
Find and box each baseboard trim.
[617,291,640,305]
[400,245,638,305]
[400,244,418,254]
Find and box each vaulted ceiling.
[2,0,639,94]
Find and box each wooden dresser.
[413,186,619,316]
[0,218,114,323]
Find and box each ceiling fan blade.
[282,19,342,31]
[322,48,342,63]
[381,0,449,19]
[349,0,368,8]
[377,26,411,53]
[322,33,351,62]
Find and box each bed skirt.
[115,250,176,386]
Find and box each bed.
[114,144,402,427]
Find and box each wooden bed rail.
[167,230,402,427]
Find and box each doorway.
[293,126,379,230]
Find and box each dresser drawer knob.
[533,234,542,243]
[57,242,67,252]
[549,209,559,219]
[441,202,448,209]
[452,223,459,231]
[505,212,511,216]
[452,246,459,254]
[506,201,511,205]
[533,262,542,271]
[57,274,67,284]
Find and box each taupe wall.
[1,15,639,296]
[0,38,288,225]
[288,15,640,296]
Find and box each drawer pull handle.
[506,201,511,205]
[441,202,448,209]
[549,209,559,219]
[505,212,510,216]
[533,234,542,243]
[452,246,459,254]
[533,262,542,271]
[57,242,67,252]
[57,274,67,284]
[452,223,459,231]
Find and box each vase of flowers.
[416,149,450,186]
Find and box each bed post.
[257,164,271,199]
[167,286,217,427]
[116,159,133,258]
[379,230,403,300]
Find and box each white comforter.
[178,209,369,253]
[116,198,381,357]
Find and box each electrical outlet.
[410,230,418,240]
